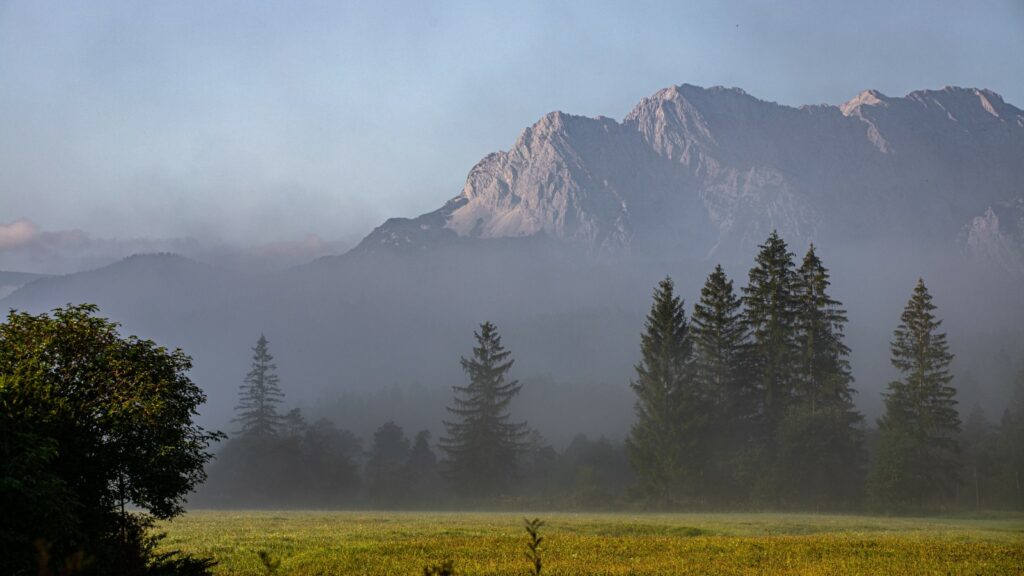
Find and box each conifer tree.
[777,245,865,506]
[868,279,961,510]
[691,265,752,501]
[233,334,285,439]
[282,407,308,438]
[793,245,856,413]
[626,277,705,504]
[692,265,748,410]
[440,322,528,497]
[742,231,800,431]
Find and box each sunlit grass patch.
[159,510,1024,575]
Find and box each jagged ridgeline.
[3,84,1022,434]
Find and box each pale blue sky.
[2,0,1022,245]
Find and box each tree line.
[3,230,1022,574]
[206,232,1024,512]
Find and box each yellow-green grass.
[159,511,1024,575]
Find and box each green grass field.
[159,511,1024,575]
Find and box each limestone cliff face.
[963,198,1024,275]
[359,84,1024,268]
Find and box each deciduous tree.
[0,304,221,575]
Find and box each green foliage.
[626,277,707,505]
[776,246,864,507]
[690,265,754,504]
[0,304,221,575]
[233,334,285,439]
[440,321,528,497]
[869,279,962,510]
[0,377,79,572]
[792,245,855,413]
[742,231,800,432]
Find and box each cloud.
[0,219,40,250]
[0,218,349,275]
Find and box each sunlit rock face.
[963,198,1024,276]
[362,84,1024,270]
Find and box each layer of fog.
[2,234,1020,450]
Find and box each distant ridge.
[357,84,1024,269]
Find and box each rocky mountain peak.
[840,89,890,116]
[962,199,1024,275]
[357,83,1024,271]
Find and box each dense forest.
[196,232,1024,512]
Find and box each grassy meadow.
[158,510,1024,575]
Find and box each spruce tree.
[776,245,864,506]
[692,265,748,410]
[792,245,856,413]
[440,322,528,497]
[742,231,800,431]
[868,279,961,510]
[691,265,752,502]
[233,334,285,439]
[626,277,705,504]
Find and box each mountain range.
[358,84,1024,265]
[4,84,1023,440]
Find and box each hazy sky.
[2,0,1023,248]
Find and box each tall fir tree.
[691,265,753,503]
[232,334,285,439]
[440,322,528,497]
[626,277,706,505]
[868,279,961,510]
[792,245,856,413]
[692,265,749,411]
[776,245,864,507]
[742,231,800,431]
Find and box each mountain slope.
[362,84,1024,266]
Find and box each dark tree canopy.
[742,231,800,432]
[0,304,221,575]
[233,334,285,438]
[869,279,961,510]
[690,265,754,504]
[626,277,706,505]
[776,245,864,507]
[440,321,528,497]
[365,421,412,506]
[692,265,748,412]
[792,245,855,413]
